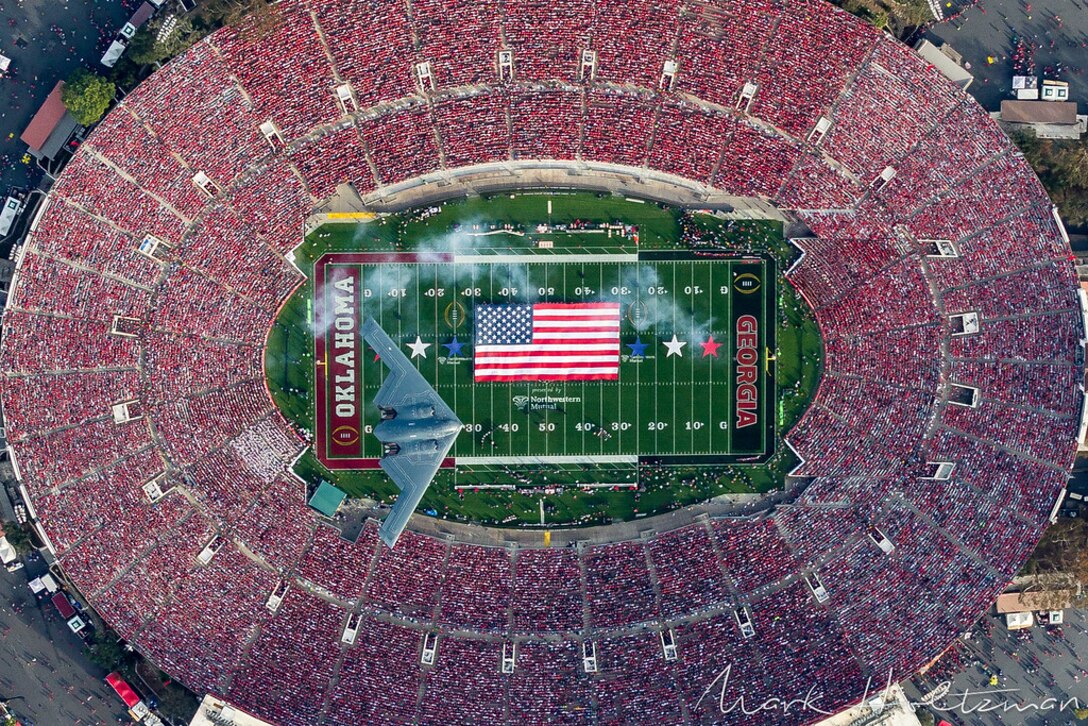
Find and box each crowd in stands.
[713,121,799,199]
[411,0,500,87]
[0,0,1082,722]
[12,252,151,323]
[314,0,417,108]
[648,524,729,618]
[227,588,343,724]
[212,5,339,141]
[591,0,680,88]
[511,547,583,633]
[673,0,776,108]
[648,102,733,184]
[821,38,961,182]
[583,90,656,169]
[27,198,163,287]
[88,108,209,221]
[433,93,511,168]
[439,544,512,631]
[502,0,591,82]
[751,0,876,137]
[583,541,658,628]
[125,42,267,185]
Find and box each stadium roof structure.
[0,0,1083,723]
[307,481,346,518]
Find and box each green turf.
[321,257,768,460]
[265,191,823,526]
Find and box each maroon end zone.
[314,252,455,471]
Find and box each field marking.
[689,262,695,455]
[762,258,768,455]
[346,258,755,460]
[635,263,642,460]
[457,455,638,465]
[454,254,638,264]
[598,261,605,457]
[726,260,733,453]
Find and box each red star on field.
[701,336,721,358]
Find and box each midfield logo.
[513,394,583,412]
[733,272,761,294]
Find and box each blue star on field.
[443,336,464,356]
[627,337,648,357]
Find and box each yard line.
[471,264,478,457]
[726,260,733,454]
[705,260,712,456]
[671,262,677,457]
[489,263,497,458]
[761,257,768,457]
[689,262,695,456]
[600,257,609,457]
[635,261,641,461]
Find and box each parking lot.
[0,0,134,192]
[907,606,1088,725]
[0,561,129,725]
[925,0,1088,111]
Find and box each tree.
[61,70,115,126]
[1056,144,1088,189]
[915,707,936,726]
[128,16,201,67]
[1011,129,1088,228]
[3,525,33,555]
[85,629,124,671]
[842,0,889,28]
[833,0,932,36]
[888,0,935,28]
[197,0,282,38]
[1021,518,1088,605]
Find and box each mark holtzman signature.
[695,663,1081,717]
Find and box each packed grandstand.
[0,0,1084,722]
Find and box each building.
[308,480,347,518]
[995,589,1074,614]
[913,40,973,90]
[811,684,922,726]
[998,100,1087,139]
[995,589,1074,629]
[19,81,80,165]
[189,695,274,726]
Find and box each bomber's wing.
[376,430,457,548]
[360,317,458,422]
[360,318,460,548]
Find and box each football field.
[314,251,775,469]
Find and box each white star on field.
[663,334,687,358]
[407,336,431,359]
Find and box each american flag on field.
[474,303,621,382]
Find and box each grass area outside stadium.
[265,192,823,527]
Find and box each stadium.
[0,0,1083,723]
